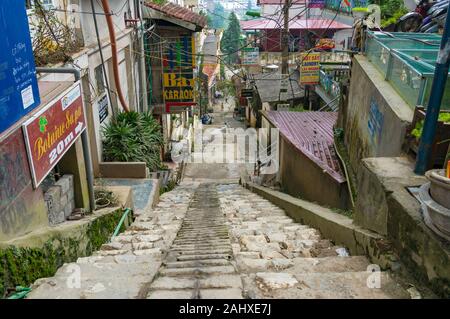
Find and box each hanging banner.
[162,35,196,112]
[22,82,86,187]
[300,52,321,85]
[309,0,325,8]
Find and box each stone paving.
[28,180,409,299]
[27,183,198,299]
[217,184,409,299]
[28,103,409,299]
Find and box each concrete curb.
[242,181,397,269]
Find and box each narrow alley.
[27,105,408,299]
[1,0,449,306]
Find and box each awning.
[143,2,207,31]
[241,18,352,31]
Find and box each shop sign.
[98,94,109,123]
[300,52,321,85]
[162,36,196,111]
[242,47,259,66]
[241,89,254,98]
[22,82,86,187]
[308,0,325,8]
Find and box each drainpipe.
[36,67,96,213]
[101,0,131,113]
[414,1,450,175]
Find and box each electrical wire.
[90,0,116,117]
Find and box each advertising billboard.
[300,52,321,85]
[162,36,196,112]
[23,82,86,187]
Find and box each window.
[94,65,106,96]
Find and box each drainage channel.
[147,183,244,299]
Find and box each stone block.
[48,209,65,225]
[64,199,74,218]
[255,272,298,290]
[60,193,68,209]
[44,185,61,215]
[55,175,73,195]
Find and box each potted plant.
[421,144,450,237]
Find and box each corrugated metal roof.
[265,111,345,183]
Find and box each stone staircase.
[27,183,198,299]
[27,181,410,299]
[216,184,409,299]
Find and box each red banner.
[23,82,86,187]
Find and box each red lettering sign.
[22,82,86,187]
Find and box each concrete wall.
[0,129,48,242]
[37,14,139,176]
[279,137,350,210]
[355,157,450,297]
[341,55,414,177]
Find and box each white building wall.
[31,0,143,175]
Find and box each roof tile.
[144,2,207,28]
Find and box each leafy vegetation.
[0,208,131,298]
[411,113,450,139]
[216,79,236,98]
[102,111,163,171]
[220,12,242,64]
[370,0,408,27]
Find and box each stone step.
[147,289,195,299]
[171,248,233,255]
[176,253,232,261]
[287,256,371,273]
[164,259,231,268]
[173,239,230,245]
[248,271,409,299]
[171,244,231,250]
[160,265,236,276]
[151,274,242,290]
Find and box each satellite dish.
[366,4,381,29]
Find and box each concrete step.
[160,265,236,276]
[177,253,232,261]
[151,274,243,290]
[171,248,233,255]
[165,259,231,268]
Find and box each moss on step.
[0,208,133,298]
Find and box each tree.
[220,12,242,65]
[207,3,227,29]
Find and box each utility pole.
[281,0,290,76]
[414,0,450,175]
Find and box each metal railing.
[319,70,342,101]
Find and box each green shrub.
[102,111,163,171]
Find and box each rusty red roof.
[144,2,207,28]
[241,18,352,30]
[202,64,219,86]
[264,111,345,183]
[258,0,306,4]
